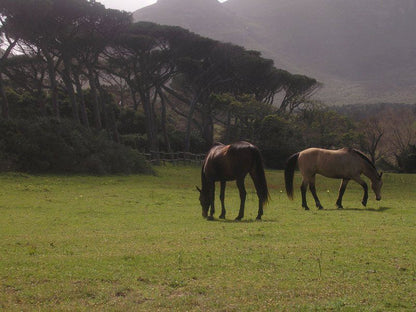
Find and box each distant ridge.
[134,0,416,105]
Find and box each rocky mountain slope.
[133,0,416,104]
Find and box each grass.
[0,166,415,311]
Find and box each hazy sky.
[99,0,228,12]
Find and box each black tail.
[252,147,270,206]
[284,152,299,200]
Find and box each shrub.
[0,118,153,175]
[396,145,416,173]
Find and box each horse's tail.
[285,152,299,200]
[252,147,270,206]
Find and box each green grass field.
[0,166,415,311]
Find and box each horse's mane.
[351,148,376,170]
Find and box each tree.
[211,93,272,143]
[74,3,130,129]
[0,14,18,118]
[257,114,301,168]
[384,107,416,171]
[164,38,234,150]
[0,0,130,125]
[105,22,176,154]
[279,74,321,114]
[2,52,48,116]
[359,117,384,164]
[0,0,67,118]
[298,106,359,149]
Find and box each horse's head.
[196,186,210,218]
[371,172,383,201]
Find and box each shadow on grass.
[207,217,279,223]
[327,206,391,212]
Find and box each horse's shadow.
[207,217,279,223]
[331,206,391,212]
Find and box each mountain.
[132,0,263,50]
[133,0,416,104]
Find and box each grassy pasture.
[0,166,415,311]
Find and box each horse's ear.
[196,186,202,193]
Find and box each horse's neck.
[362,163,378,182]
[201,171,211,191]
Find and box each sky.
[99,0,228,12]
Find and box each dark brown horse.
[285,147,383,210]
[196,141,269,220]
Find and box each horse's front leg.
[301,180,309,210]
[336,179,349,209]
[353,177,368,207]
[309,176,323,210]
[208,182,216,220]
[219,181,226,219]
[235,178,246,220]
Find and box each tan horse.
[197,141,269,220]
[285,147,383,210]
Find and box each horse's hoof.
[362,201,367,207]
[207,216,215,221]
[337,205,344,209]
[235,217,242,221]
[219,215,225,219]
[318,205,324,210]
[303,207,310,211]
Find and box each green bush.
[0,118,153,175]
[396,145,416,173]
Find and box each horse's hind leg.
[235,178,247,220]
[219,181,226,219]
[336,179,349,209]
[309,176,323,210]
[249,171,263,220]
[301,180,310,210]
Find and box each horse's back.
[298,148,361,179]
[203,141,257,181]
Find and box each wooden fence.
[140,151,206,165]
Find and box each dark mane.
[351,149,376,170]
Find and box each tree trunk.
[0,75,9,119]
[62,56,80,123]
[184,97,198,153]
[158,89,172,152]
[95,74,109,130]
[109,105,120,143]
[140,90,159,159]
[44,52,60,119]
[0,39,18,119]
[74,73,89,128]
[225,109,232,143]
[87,68,102,129]
[201,109,214,148]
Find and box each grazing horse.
[196,141,269,220]
[285,147,383,210]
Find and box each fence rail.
[140,151,206,164]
